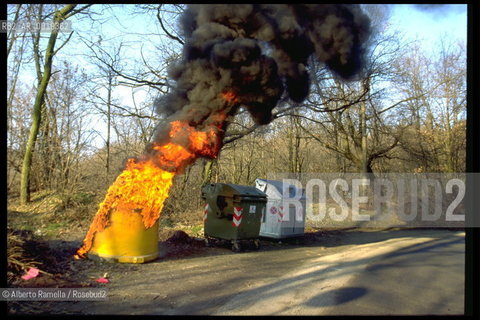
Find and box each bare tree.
[19,4,92,204]
[294,6,413,176]
[393,39,466,172]
[80,40,124,182]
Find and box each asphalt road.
[28,228,465,315]
[216,229,465,315]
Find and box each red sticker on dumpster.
[270,206,278,215]
[204,203,209,222]
[278,206,284,222]
[232,207,243,227]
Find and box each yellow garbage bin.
[87,202,159,263]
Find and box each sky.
[8,4,468,150]
[390,4,467,49]
[92,4,468,108]
[110,4,468,133]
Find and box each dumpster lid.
[255,179,306,200]
[224,183,267,198]
[203,183,267,198]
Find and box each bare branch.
[157,5,184,45]
[64,4,94,19]
[53,31,74,56]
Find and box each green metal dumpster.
[201,183,267,252]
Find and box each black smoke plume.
[150,4,371,165]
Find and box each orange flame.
[75,159,175,258]
[222,91,238,104]
[75,111,228,259]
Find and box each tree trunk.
[20,4,76,204]
[202,159,214,187]
[360,100,368,176]
[359,78,371,179]
[106,75,112,181]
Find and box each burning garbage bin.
[87,201,159,264]
[201,183,267,252]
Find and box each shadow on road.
[8,228,465,315]
[305,287,368,307]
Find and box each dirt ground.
[5,219,339,314]
[6,218,465,315]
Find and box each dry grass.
[7,229,42,283]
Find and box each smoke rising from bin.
[76,5,371,259]
[150,4,371,165]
